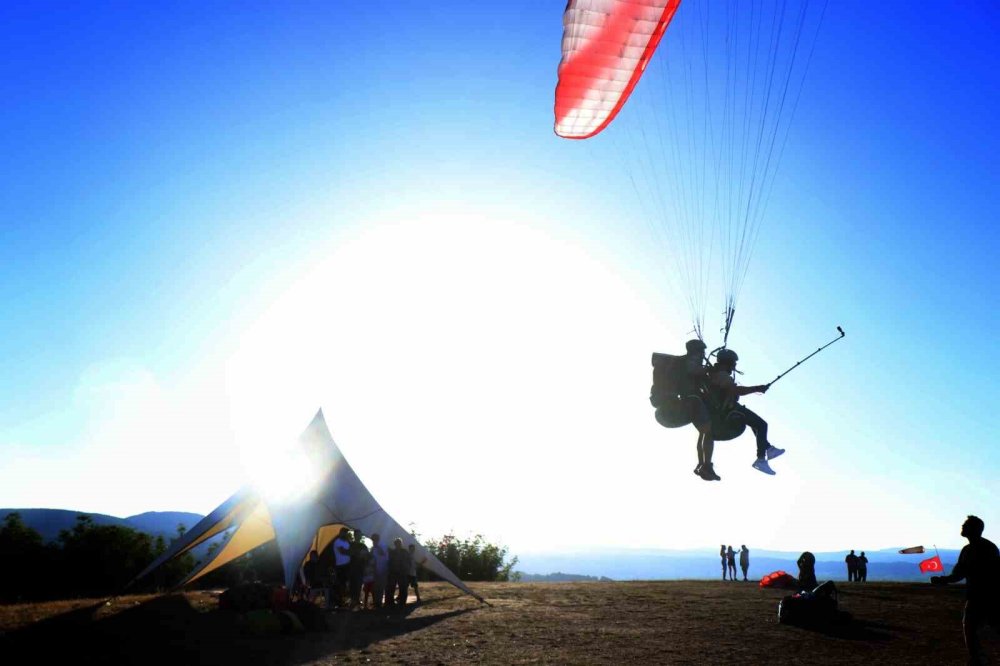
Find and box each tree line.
[0,513,517,602]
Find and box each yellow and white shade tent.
[131,410,483,603]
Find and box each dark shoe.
[699,463,721,481]
[694,463,703,475]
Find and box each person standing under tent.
[332,527,352,607]
[370,533,389,609]
[299,549,330,608]
[931,515,1000,664]
[407,543,426,603]
[362,555,376,609]
[739,545,750,582]
[706,349,784,477]
[348,530,369,609]
[386,538,412,607]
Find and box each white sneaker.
[752,458,776,475]
[765,445,785,460]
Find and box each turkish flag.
[919,555,944,573]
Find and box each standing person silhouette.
[331,527,352,607]
[727,546,737,581]
[720,545,728,580]
[739,545,750,581]
[857,551,868,583]
[931,515,1000,665]
[369,533,389,609]
[845,550,858,582]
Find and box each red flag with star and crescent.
[919,555,944,573]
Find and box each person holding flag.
[930,515,1000,664]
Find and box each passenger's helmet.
[716,349,739,366]
[685,339,707,354]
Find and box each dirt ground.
[1,581,996,665]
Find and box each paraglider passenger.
[740,545,750,581]
[707,349,785,476]
[931,515,1000,663]
[797,551,818,591]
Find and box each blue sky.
[1,2,997,554]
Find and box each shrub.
[422,533,518,582]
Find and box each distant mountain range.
[514,547,962,583]
[3,509,959,583]
[517,572,615,582]
[0,508,205,543]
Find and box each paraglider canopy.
[759,570,798,589]
[554,0,829,343]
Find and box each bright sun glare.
[243,441,323,504]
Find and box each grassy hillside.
[0,581,991,665]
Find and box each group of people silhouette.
[720,545,750,581]
[298,527,425,611]
[845,549,869,582]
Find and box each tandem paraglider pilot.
[650,339,720,481]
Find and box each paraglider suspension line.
[722,305,736,347]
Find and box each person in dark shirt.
[857,551,869,582]
[705,349,784,477]
[797,551,818,591]
[845,550,858,582]
[727,546,737,581]
[348,530,369,610]
[720,545,728,581]
[931,515,1000,664]
[739,545,750,582]
[299,549,330,607]
[385,538,413,607]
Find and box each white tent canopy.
[132,410,483,603]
